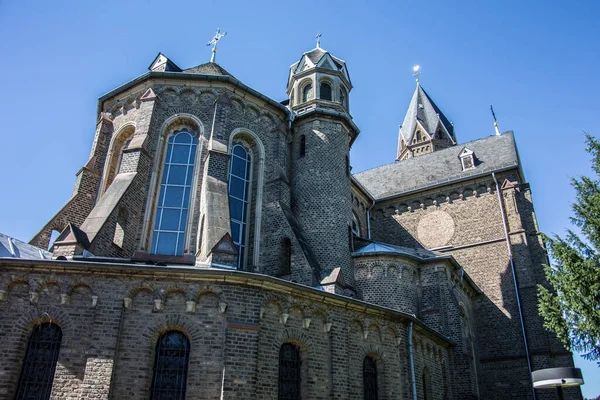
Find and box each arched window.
[279,237,292,275]
[363,356,378,400]
[416,130,422,142]
[423,367,433,400]
[278,343,301,400]
[340,87,348,109]
[151,331,190,400]
[15,323,62,400]
[302,84,314,102]
[320,82,332,101]
[151,129,197,256]
[299,135,306,158]
[352,213,361,237]
[228,144,251,269]
[102,127,134,194]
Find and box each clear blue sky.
[0,0,598,395]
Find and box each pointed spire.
[396,83,456,160]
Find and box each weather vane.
[207,28,227,63]
[315,32,322,48]
[413,65,421,83]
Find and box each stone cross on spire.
[207,28,227,63]
[315,32,322,49]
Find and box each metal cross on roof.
[207,28,227,63]
[315,32,322,48]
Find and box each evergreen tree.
[538,134,600,364]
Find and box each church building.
[0,37,581,399]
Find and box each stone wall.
[0,260,454,400]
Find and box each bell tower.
[287,42,359,288]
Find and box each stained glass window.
[363,356,378,400]
[151,331,190,400]
[320,82,332,101]
[151,130,197,256]
[228,144,251,269]
[15,323,62,400]
[278,343,301,400]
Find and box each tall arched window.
[423,367,433,400]
[15,323,62,400]
[278,343,301,400]
[151,129,197,256]
[228,144,251,269]
[302,84,314,102]
[279,237,292,275]
[151,331,190,400]
[363,356,378,400]
[320,82,332,101]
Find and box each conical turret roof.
[399,84,455,145]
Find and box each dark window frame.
[278,343,301,400]
[363,355,378,400]
[151,330,191,400]
[15,323,62,400]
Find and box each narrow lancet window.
[363,356,378,400]
[15,323,62,400]
[278,343,301,400]
[151,129,197,256]
[299,135,306,158]
[151,331,190,400]
[228,144,251,269]
[279,237,292,275]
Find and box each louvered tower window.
[302,84,314,102]
[15,323,62,400]
[151,129,197,256]
[278,343,301,400]
[320,82,332,101]
[151,331,190,400]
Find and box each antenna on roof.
[207,28,227,63]
[490,105,501,135]
[413,65,421,84]
[315,32,322,48]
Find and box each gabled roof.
[353,241,444,261]
[148,53,182,72]
[0,232,52,259]
[354,132,520,200]
[400,84,455,145]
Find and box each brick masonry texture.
[8,52,580,400]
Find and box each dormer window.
[320,82,332,101]
[459,148,475,170]
[416,130,422,142]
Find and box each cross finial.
[207,28,227,63]
[413,65,421,84]
[315,32,322,48]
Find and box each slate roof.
[353,242,444,261]
[0,232,52,260]
[353,132,520,200]
[183,62,235,77]
[400,84,455,144]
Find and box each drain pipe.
[367,198,375,239]
[492,172,536,400]
[408,321,417,400]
